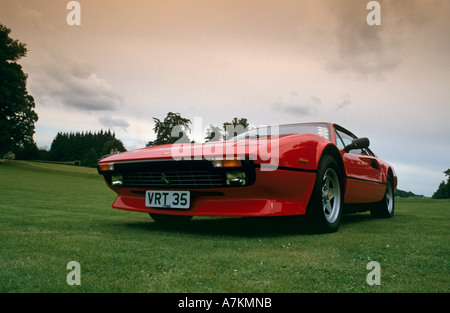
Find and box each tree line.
[395,189,424,198]
[48,130,126,167]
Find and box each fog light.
[111,174,123,187]
[226,171,246,186]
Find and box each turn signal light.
[212,159,242,167]
[298,158,309,164]
[98,163,114,172]
[223,160,242,167]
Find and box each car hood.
[99,137,283,164]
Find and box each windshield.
[233,123,331,141]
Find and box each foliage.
[204,124,223,142]
[432,169,450,199]
[145,113,251,145]
[49,130,126,167]
[146,112,191,146]
[204,118,250,142]
[223,117,250,140]
[0,23,38,156]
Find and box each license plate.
[145,190,190,209]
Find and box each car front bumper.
[107,168,316,217]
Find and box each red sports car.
[98,122,397,232]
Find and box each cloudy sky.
[1,0,449,196]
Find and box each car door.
[334,128,386,203]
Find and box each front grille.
[122,168,224,189]
[109,160,254,189]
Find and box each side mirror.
[344,137,370,152]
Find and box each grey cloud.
[98,116,130,130]
[325,0,450,79]
[325,1,401,78]
[336,94,351,109]
[283,105,313,116]
[272,96,321,116]
[35,59,123,111]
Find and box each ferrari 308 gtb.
[98,122,397,232]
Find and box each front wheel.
[307,155,344,233]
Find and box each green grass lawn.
[0,160,448,293]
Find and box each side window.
[334,130,345,150]
[335,129,354,149]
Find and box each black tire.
[149,213,193,225]
[307,155,344,233]
[371,174,395,218]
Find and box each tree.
[432,169,450,199]
[146,112,191,146]
[204,124,223,142]
[101,139,125,156]
[0,24,38,156]
[223,117,249,140]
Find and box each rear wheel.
[371,175,395,218]
[307,155,344,233]
[149,213,193,225]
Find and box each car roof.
[333,123,358,138]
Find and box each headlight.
[226,171,246,186]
